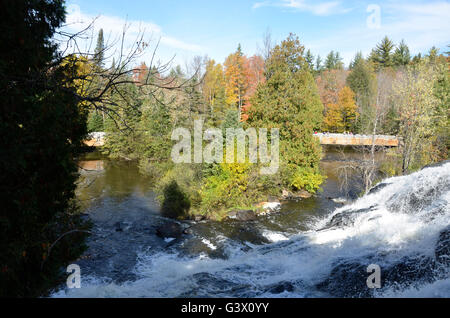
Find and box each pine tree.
[315,55,323,73]
[305,49,315,72]
[325,51,336,70]
[346,59,377,133]
[94,28,105,68]
[393,40,411,67]
[370,36,395,70]
[350,52,364,69]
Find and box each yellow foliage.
[324,86,358,132]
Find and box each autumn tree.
[316,69,348,108]
[324,86,358,132]
[241,55,265,121]
[203,59,226,121]
[392,60,441,173]
[224,47,249,119]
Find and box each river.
[52,149,450,297]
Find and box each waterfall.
[54,162,450,298]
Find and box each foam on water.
[54,162,450,298]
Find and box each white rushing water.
[54,162,450,298]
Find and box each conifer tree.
[248,34,324,171]
[94,28,105,68]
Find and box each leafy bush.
[290,166,325,193]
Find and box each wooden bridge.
[84,132,105,147]
[84,131,399,148]
[314,133,399,147]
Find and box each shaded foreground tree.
[0,0,199,297]
[0,0,90,296]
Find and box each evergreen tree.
[334,51,344,70]
[248,34,323,172]
[315,54,323,73]
[94,28,105,68]
[0,0,90,296]
[325,51,336,70]
[370,36,395,70]
[346,59,377,133]
[350,52,364,69]
[393,40,411,67]
[305,49,315,72]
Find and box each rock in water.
[262,202,281,212]
[227,210,257,221]
[156,222,183,239]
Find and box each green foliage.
[0,0,90,296]
[248,34,324,171]
[370,36,395,70]
[198,162,256,216]
[325,51,344,70]
[346,59,377,133]
[87,111,104,132]
[289,166,325,193]
[393,40,411,67]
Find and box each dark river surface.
[52,149,450,297]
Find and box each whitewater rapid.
[53,162,450,298]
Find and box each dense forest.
[0,0,448,297]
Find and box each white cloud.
[252,0,352,16]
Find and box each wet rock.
[262,202,281,212]
[331,197,348,204]
[281,189,291,199]
[183,227,193,235]
[435,226,450,266]
[315,261,372,298]
[265,281,295,294]
[322,205,378,230]
[194,215,206,222]
[281,189,311,200]
[368,182,391,195]
[383,256,437,287]
[227,210,257,221]
[156,222,183,239]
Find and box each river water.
[52,150,450,297]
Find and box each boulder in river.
[156,222,184,239]
[227,210,257,221]
[262,202,281,212]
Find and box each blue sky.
[63,0,450,70]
